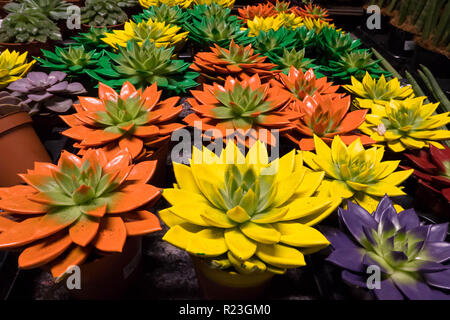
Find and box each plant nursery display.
[0,0,449,303]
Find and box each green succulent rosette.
[133,4,188,26]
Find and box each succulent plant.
[273,0,293,14]
[245,16,285,37]
[133,4,187,26]
[191,40,279,84]
[61,81,184,160]
[0,149,162,278]
[0,9,62,43]
[193,0,234,8]
[322,49,391,82]
[91,40,199,93]
[81,0,128,27]
[293,3,331,22]
[276,12,304,30]
[139,0,192,9]
[0,50,35,89]
[267,48,317,74]
[303,17,340,34]
[5,0,70,21]
[344,73,415,109]
[303,135,413,212]
[318,27,362,61]
[71,26,110,51]
[326,195,450,300]
[7,71,86,114]
[160,141,341,274]
[286,93,374,151]
[401,145,450,202]
[238,3,276,21]
[35,46,105,80]
[184,16,248,49]
[114,0,138,8]
[102,18,189,50]
[271,67,338,102]
[186,3,236,24]
[0,91,29,111]
[360,97,450,152]
[184,74,299,146]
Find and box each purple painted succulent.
[7,71,86,114]
[325,195,450,300]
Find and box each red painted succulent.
[190,40,279,84]
[237,2,277,20]
[0,149,161,278]
[293,3,331,21]
[271,67,339,102]
[401,145,450,202]
[61,81,184,161]
[184,74,300,146]
[285,93,374,150]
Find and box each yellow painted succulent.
[246,16,285,37]
[160,141,341,275]
[0,50,35,88]
[139,0,193,9]
[277,12,304,30]
[303,135,413,212]
[193,0,235,8]
[102,19,189,50]
[303,17,341,34]
[360,97,450,152]
[344,73,415,109]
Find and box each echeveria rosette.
[267,48,319,75]
[0,149,162,279]
[0,50,35,89]
[401,145,450,202]
[61,81,185,161]
[186,3,236,24]
[160,141,341,274]
[359,97,450,152]
[325,196,450,300]
[285,93,374,151]
[317,27,361,62]
[245,16,285,37]
[133,4,187,26]
[193,0,235,8]
[270,67,339,102]
[7,71,86,114]
[139,0,192,9]
[102,18,189,51]
[238,3,276,21]
[303,135,414,212]
[293,3,331,22]
[5,0,70,21]
[91,40,199,94]
[190,40,279,84]
[81,0,128,27]
[184,74,300,147]
[344,73,415,109]
[71,27,110,51]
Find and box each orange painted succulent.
[0,149,161,278]
[293,3,331,22]
[184,74,299,146]
[285,93,375,150]
[190,40,280,84]
[61,81,184,161]
[237,2,276,20]
[271,66,339,102]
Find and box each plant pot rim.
[0,111,32,136]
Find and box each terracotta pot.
[0,41,54,57]
[0,109,51,187]
[190,256,274,300]
[69,236,143,300]
[81,23,125,33]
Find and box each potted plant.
[237,2,276,21]
[81,0,128,32]
[0,91,51,186]
[303,135,413,213]
[0,49,35,89]
[0,149,163,298]
[183,74,299,147]
[266,48,319,75]
[159,141,341,299]
[101,18,189,51]
[91,40,199,94]
[60,81,185,186]
[245,16,285,37]
[400,145,450,219]
[133,4,187,26]
[0,9,62,57]
[190,40,279,84]
[325,195,450,300]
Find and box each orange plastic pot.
[190,256,274,300]
[0,109,51,187]
[69,236,143,300]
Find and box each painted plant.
[0,50,35,89]
[303,135,413,212]
[238,3,276,21]
[0,149,161,278]
[160,141,341,274]
[285,93,374,150]
[190,40,279,84]
[267,48,318,75]
[359,97,450,152]
[326,196,450,300]
[293,3,331,22]
[184,74,299,146]
[61,81,184,160]
[139,0,192,9]
[245,16,285,37]
[133,4,187,26]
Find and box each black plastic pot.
[387,26,416,57]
